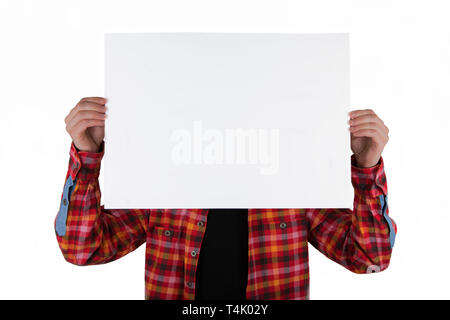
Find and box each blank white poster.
[104,33,352,209]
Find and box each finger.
[69,119,105,137]
[348,113,379,125]
[351,129,387,145]
[350,122,377,132]
[66,97,106,121]
[348,111,388,131]
[66,111,107,132]
[80,97,107,104]
[348,109,375,119]
[351,122,387,137]
[65,102,107,124]
[349,120,388,134]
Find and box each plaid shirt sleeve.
[307,155,397,274]
[54,142,149,265]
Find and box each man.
[55,97,396,300]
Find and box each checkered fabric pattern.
[55,142,396,300]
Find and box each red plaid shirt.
[55,142,396,300]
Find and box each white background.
[0,0,449,299]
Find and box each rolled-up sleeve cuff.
[351,155,387,197]
[68,141,104,181]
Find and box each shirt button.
[74,162,79,169]
[366,265,381,273]
[279,222,287,229]
[186,282,194,288]
[164,230,173,237]
[191,250,198,257]
[62,199,68,206]
[197,221,204,227]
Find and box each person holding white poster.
[55,96,396,300]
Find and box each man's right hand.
[65,97,107,153]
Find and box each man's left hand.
[349,109,389,168]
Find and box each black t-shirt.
[195,209,248,300]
